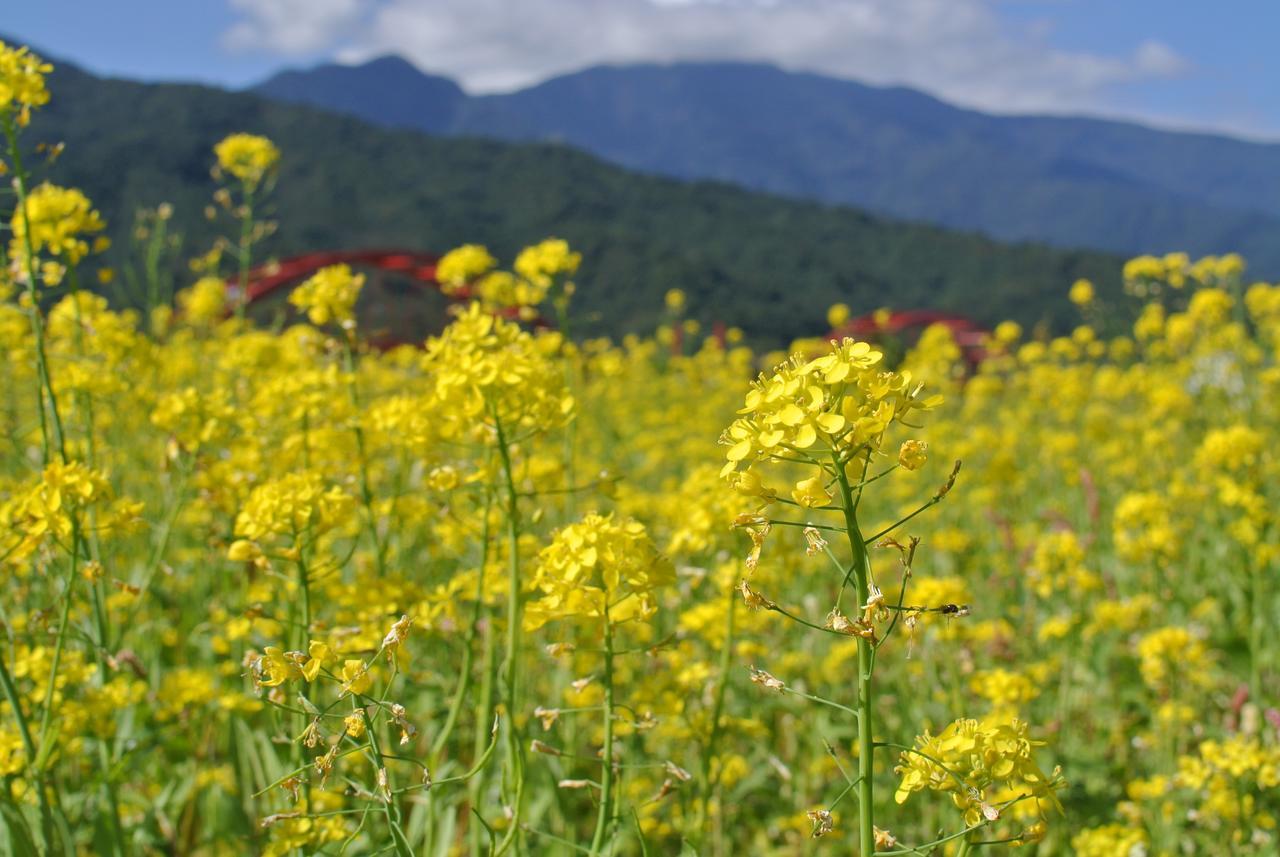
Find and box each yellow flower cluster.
[436,240,581,316]
[970,668,1040,716]
[527,512,674,629]
[422,301,574,438]
[436,243,497,292]
[1069,278,1095,306]
[1135,626,1212,693]
[8,461,133,554]
[1174,735,1280,836]
[150,386,236,451]
[721,338,940,479]
[288,263,365,328]
[9,183,106,268]
[213,132,281,188]
[232,471,354,544]
[894,717,1061,826]
[1070,823,1148,856]
[1112,491,1179,564]
[1123,251,1245,296]
[177,275,228,326]
[0,40,51,120]
[514,237,581,288]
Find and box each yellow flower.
[289,263,365,328]
[1071,824,1147,857]
[721,336,941,479]
[301,641,333,682]
[234,472,355,543]
[526,513,674,629]
[340,660,372,696]
[993,320,1021,345]
[894,717,1062,828]
[343,712,367,738]
[791,474,831,508]
[423,302,574,439]
[9,183,106,269]
[213,133,280,188]
[177,276,228,326]
[0,41,52,120]
[514,237,580,289]
[255,647,304,688]
[436,243,497,293]
[1136,626,1212,692]
[1069,278,1095,306]
[898,439,928,471]
[665,288,686,311]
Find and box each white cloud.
[222,0,366,55]
[223,0,1188,117]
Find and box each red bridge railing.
[229,249,443,305]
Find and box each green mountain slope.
[30,61,1120,346]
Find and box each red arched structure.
[227,248,551,345]
[229,249,444,305]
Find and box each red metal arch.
[227,248,551,346]
[229,249,444,304]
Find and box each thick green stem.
[1249,557,1263,694]
[434,492,493,765]
[469,604,498,857]
[234,184,255,321]
[38,520,82,750]
[4,115,67,464]
[343,340,387,574]
[359,699,414,857]
[296,551,312,645]
[295,548,313,818]
[834,454,875,856]
[0,651,57,852]
[492,411,526,855]
[589,609,615,855]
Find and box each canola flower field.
[2,40,1280,857]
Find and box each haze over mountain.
[256,57,1280,276]
[23,56,1120,346]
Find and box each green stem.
[37,518,82,750]
[1249,557,1262,694]
[433,491,493,764]
[492,409,526,856]
[589,609,615,856]
[343,339,387,575]
[358,699,414,857]
[834,453,875,857]
[0,651,57,852]
[469,601,498,857]
[295,548,313,820]
[235,183,255,321]
[3,114,67,464]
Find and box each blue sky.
[6,0,1279,139]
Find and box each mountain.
[253,58,1280,275]
[22,57,1120,347]
[255,56,465,134]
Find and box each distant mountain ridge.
[254,57,1280,275]
[255,56,466,133]
[17,55,1120,347]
